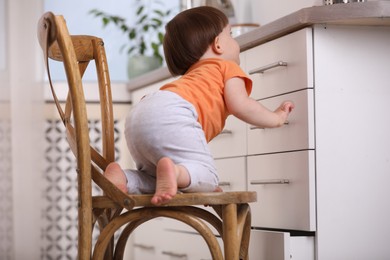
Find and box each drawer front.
[134,218,222,259]
[248,151,316,231]
[247,89,315,155]
[249,230,315,260]
[162,229,223,260]
[208,116,247,159]
[215,157,247,191]
[132,218,166,260]
[246,28,313,100]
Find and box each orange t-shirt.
[160,58,252,142]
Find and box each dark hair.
[163,6,229,76]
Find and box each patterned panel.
[0,119,13,260]
[41,119,122,259]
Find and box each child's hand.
[275,101,295,126]
[280,101,295,113]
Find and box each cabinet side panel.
[314,25,390,259]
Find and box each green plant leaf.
[89,0,172,62]
[151,18,162,27]
[129,29,136,40]
[120,24,128,32]
[158,32,164,43]
[102,17,109,26]
[140,41,146,55]
[128,46,136,55]
[137,14,147,24]
[154,10,164,17]
[136,6,144,16]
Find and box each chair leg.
[239,205,251,260]
[222,203,239,260]
[78,209,93,260]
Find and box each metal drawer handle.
[218,181,231,187]
[220,129,233,135]
[249,126,264,130]
[249,61,288,75]
[133,243,155,250]
[251,179,290,185]
[249,121,289,130]
[162,251,188,258]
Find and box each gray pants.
[123,91,219,194]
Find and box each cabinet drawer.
[162,230,223,260]
[246,28,313,100]
[247,89,315,155]
[249,230,315,260]
[132,218,166,260]
[208,116,247,159]
[154,218,222,259]
[215,157,247,191]
[248,151,316,231]
[133,218,222,259]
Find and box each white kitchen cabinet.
[208,116,247,159]
[245,28,313,100]
[249,230,315,260]
[132,218,165,260]
[247,89,315,155]
[161,223,223,260]
[241,28,317,259]
[243,24,390,259]
[313,24,390,259]
[248,151,316,231]
[128,23,390,260]
[130,77,173,105]
[242,23,390,260]
[132,217,221,260]
[215,156,247,192]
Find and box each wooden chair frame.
[37,12,256,260]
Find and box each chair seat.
[93,191,257,209]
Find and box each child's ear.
[212,36,223,54]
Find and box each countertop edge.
[127,66,172,92]
[236,1,390,51]
[127,1,390,91]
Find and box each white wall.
[0,0,5,72]
[232,0,322,26]
[8,0,44,259]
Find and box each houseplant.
[89,0,172,78]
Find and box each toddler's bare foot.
[104,162,128,193]
[151,157,178,205]
[214,186,223,192]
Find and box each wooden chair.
[37,12,257,260]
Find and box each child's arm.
[224,77,294,128]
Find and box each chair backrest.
[37,12,132,259]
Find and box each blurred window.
[44,0,179,82]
